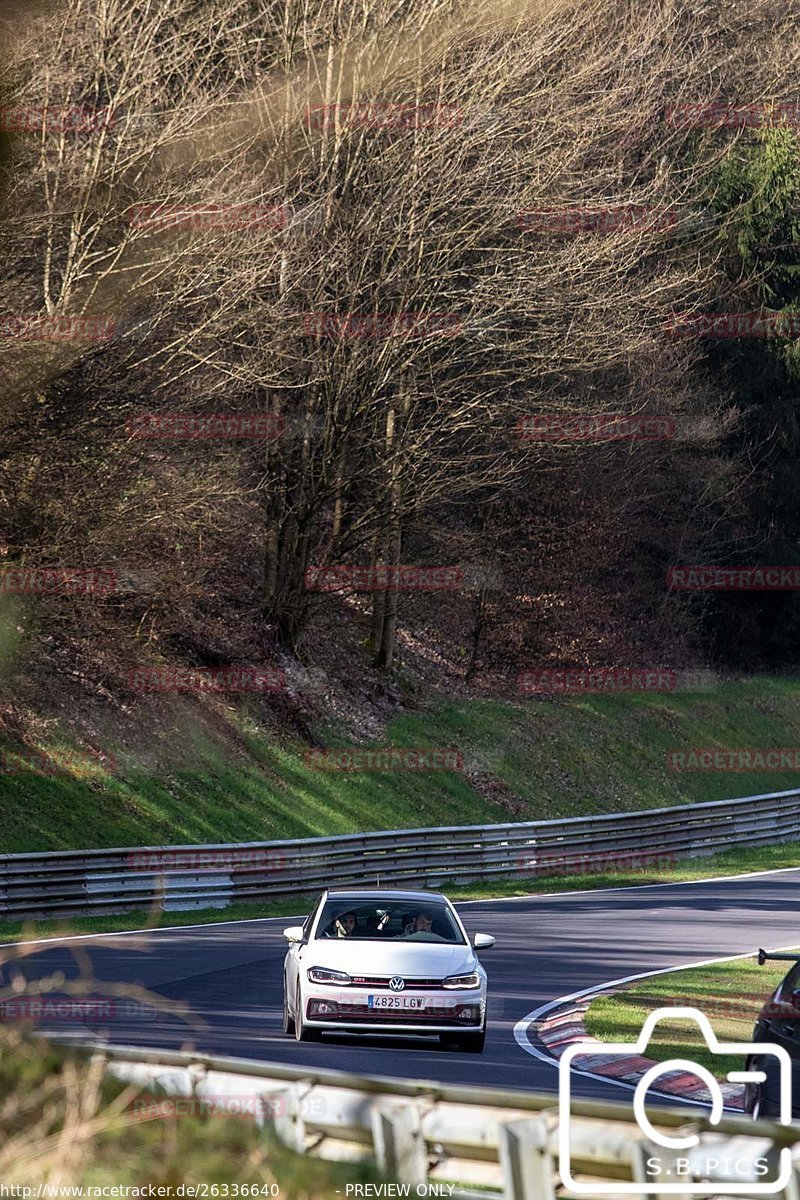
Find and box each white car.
[282,888,495,1052]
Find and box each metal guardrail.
[89,1042,800,1199]
[3,786,800,919]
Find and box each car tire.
[456,1026,486,1053]
[440,1026,486,1052]
[748,1083,776,1119]
[282,977,295,1036]
[295,984,321,1042]
[744,1057,769,1118]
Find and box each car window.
[314,899,465,944]
[782,963,800,995]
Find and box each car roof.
[324,888,447,902]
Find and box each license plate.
[368,995,425,1009]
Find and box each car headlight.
[307,967,352,985]
[442,972,481,989]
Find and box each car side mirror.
[473,933,495,950]
[283,926,305,943]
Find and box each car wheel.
[456,1026,486,1053]
[744,1057,765,1117]
[295,984,321,1042]
[282,977,295,1036]
[747,1080,769,1120]
[748,1084,774,1119]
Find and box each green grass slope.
[1,677,800,853]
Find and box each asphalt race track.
[3,867,800,1105]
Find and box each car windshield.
[315,898,465,944]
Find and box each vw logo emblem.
[389,976,405,992]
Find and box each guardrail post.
[498,1116,556,1200]
[370,1100,428,1186]
[630,1138,693,1200]
[270,1083,310,1153]
[777,1149,800,1200]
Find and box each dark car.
[743,949,800,1119]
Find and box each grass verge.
[586,950,800,1079]
[0,1027,386,1195]
[3,677,800,852]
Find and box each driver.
[325,910,357,937]
[404,909,433,935]
[336,911,357,937]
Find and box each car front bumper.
[301,983,486,1032]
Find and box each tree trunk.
[375,519,401,670]
[369,400,396,657]
[374,378,410,670]
[263,428,283,613]
[367,529,388,653]
[465,589,486,683]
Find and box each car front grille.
[349,976,445,990]
[766,1018,800,1040]
[314,1010,479,1027]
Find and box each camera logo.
[559,1006,792,1194]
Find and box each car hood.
[305,940,477,977]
